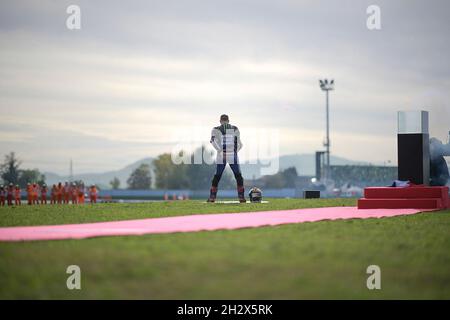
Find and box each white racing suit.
[208,123,245,202]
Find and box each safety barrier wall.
[97,188,300,199]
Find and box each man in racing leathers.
[208,114,246,203]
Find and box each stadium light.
[319,78,334,181]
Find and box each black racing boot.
[237,186,246,203]
[207,186,218,202]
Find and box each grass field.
[1,199,450,299]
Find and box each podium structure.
[357,111,450,209]
[397,110,430,185]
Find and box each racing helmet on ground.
[248,187,262,203]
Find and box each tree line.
[1,148,298,190]
[125,146,299,190]
[0,148,236,190]
[124,146,236,190]
[0,152,46,188]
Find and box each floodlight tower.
[319,79,334,180]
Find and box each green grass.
[0,199,450,299]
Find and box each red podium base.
[358,186,449,210]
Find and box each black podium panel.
[397,133,430,185]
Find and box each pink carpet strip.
[0,206,432,242]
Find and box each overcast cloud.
[0,0,449,174]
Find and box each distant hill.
[44,158,154,189]
[44,154,371,188]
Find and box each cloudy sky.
[1,0,449,175]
